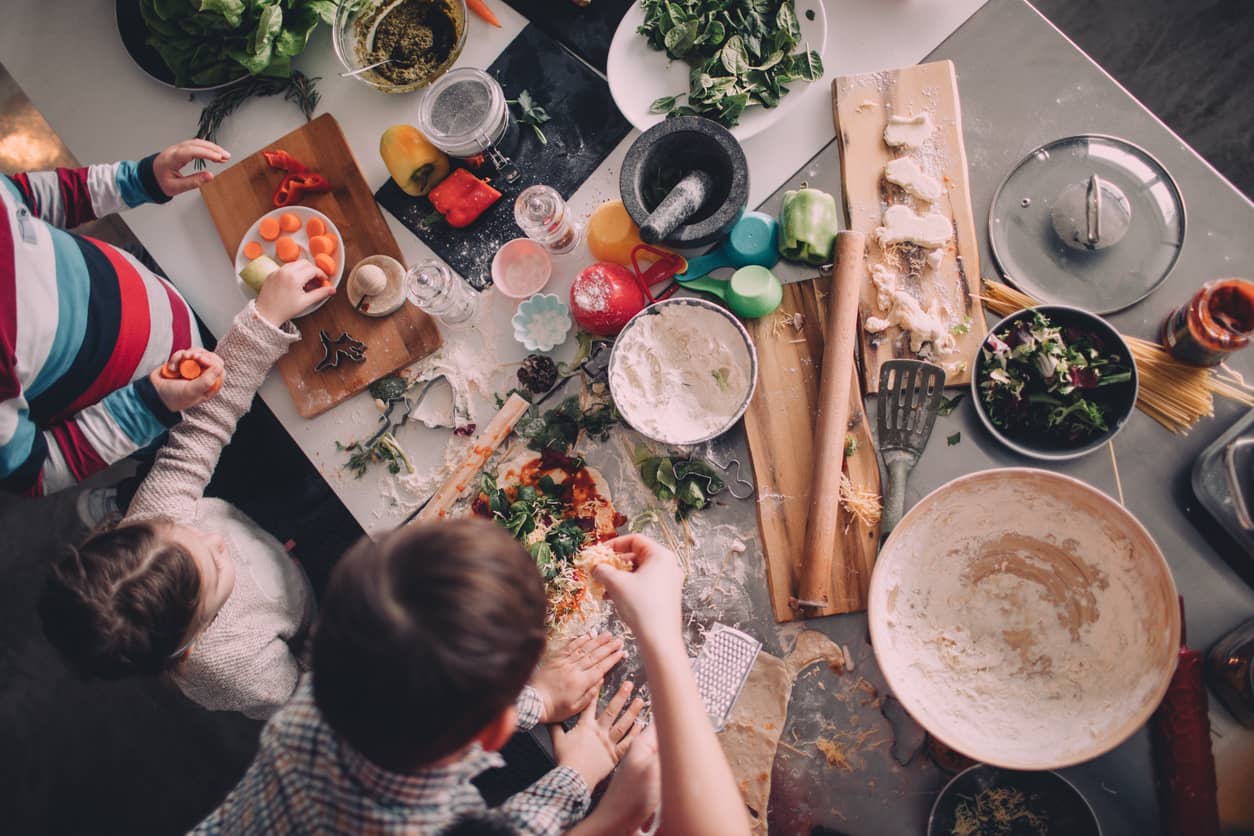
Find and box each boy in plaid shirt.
[194,519,659,835]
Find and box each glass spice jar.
[514,184,581,255]
[1162,278,1254,366]
[405,260,478,326]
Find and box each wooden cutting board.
[743,274,882,621]
[833,60,984,392]
[200,114,441,418]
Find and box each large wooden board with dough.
[742,275,881,621]
[833,60,986,392]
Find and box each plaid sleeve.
[514,685,544,731]
[497,767,591,836]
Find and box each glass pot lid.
[988,134,1185,314]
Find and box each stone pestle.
[639,170,716,244]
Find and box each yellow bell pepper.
[379,125,450,197]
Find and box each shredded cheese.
[839,473,882,527]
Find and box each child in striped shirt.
[1,139,228,496]
[39,262,334,720]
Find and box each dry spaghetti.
[982,281,1254,434]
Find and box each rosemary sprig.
[194,71,321,168]
[507,89,551,145]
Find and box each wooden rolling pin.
[794,231,866,612]
[413,393,531,524]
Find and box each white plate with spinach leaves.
[607,0,827,140]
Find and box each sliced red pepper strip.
[272,173,331,208]
[292,173,330,193]
[262,149,309,174]
[428,168,501,229]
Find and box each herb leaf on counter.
[514,395,619,456]
[635,447,726,520]
[508,90,552,146]
[638,0,824,127]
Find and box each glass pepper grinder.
[514,185,581,255]
[405,260,478,327]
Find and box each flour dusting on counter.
[610,303,755,446]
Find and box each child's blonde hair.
[39,521,201,679]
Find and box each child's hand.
[255,260,335,326]
[531,632,625,723]
[592,535,684,653]
[150,348,225,412]
[550,680,646,790]
[153,139,230,197]
[568,726,660,836]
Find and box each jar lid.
[989,135,1185,314]
[416,68,505,158]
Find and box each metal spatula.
[877,360,946,535]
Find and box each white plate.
[233,206,346,318]
[607,0,828,141]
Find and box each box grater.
[692,623,761,731]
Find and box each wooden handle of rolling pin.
[796,231,866,610]
[414,393,531,524]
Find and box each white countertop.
[0,0,986,533]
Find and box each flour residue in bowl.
[870,472,1178,768]
[610,303,753,445]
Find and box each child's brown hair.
[39,521,201,679]
[314,519,546,772]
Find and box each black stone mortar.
[619,116,749,248]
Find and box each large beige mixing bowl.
[867,468,1179,769]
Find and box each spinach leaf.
[636,0,823,128]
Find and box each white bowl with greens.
[607,0,827,140]
[972,306,1138,460]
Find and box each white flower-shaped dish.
[512,293,573,353]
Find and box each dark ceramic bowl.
[929,765,1101,836]
[972,305,1138,461]
[619,116,749,248]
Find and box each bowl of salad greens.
[972,306,1137,460]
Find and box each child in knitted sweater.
[39,261,334,720]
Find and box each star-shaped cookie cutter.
[315,330,367,372]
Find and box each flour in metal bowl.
[609,299,757,446]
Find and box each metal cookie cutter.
[315,330,367,372]
[707,455,755,500]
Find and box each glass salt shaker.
[515,185,581,255]
[406,260,478,327]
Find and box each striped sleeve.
[0,377,177,496]
[5,155,168,229]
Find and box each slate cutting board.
[498,0,632,74]
[376,23,633,288]
[200,114,442,418]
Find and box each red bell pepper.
[262,149,330,207]
[428,168,501,228]
[273,172,331,208]
[262,149,308,174]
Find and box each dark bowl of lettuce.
[972,305,1138,460]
